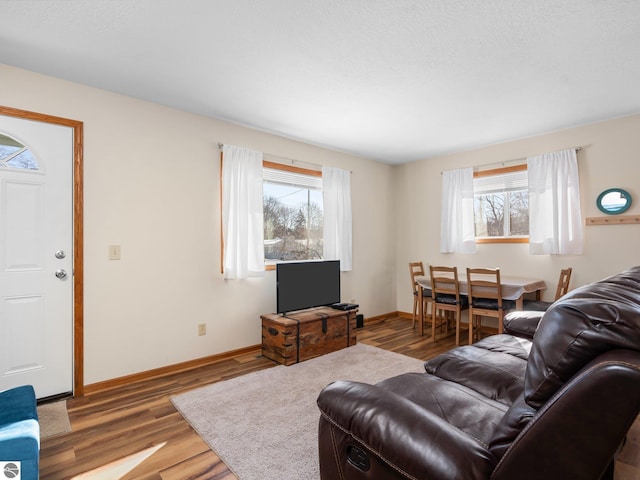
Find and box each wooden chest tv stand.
[261,306,358,366]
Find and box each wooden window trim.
[263,160,321,177]
[473,163,527,178]
[476,237,529,244]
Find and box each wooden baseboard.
[366,311,412,322]
[83,312,415,395]
[83,344,261,395]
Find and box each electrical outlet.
[108,244,121,260]
[198,323,206,336]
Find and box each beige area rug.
[171,343,425,480]
[38,399,71,439]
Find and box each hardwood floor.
[40,315,640,479]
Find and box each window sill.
[475,237,529,244]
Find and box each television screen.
[276,260,340,314]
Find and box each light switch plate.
[109,244,121,260]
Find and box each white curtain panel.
[222,144,265,278]
[527,148,583,255]
[440,167,476,254]
[322,166,352,271]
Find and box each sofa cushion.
[317,380,497,479]
[471,335,532,361]
[424,335,529,406]
[525,266,640,409]
[376,372,508,446]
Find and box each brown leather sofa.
[317,266,640,480]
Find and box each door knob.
[55,269,67,279]
[55,250,66,259]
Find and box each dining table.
[414,273,547,337]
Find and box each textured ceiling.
[2,0,640,164]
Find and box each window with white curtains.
[221,146,353,274]
[440,167,476,254]
[527,148,583,255]
[221,145,265,279]
[322,166,352,271]
[441,148,582,255]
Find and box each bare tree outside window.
[473,167,528,240]
[474,193,505,237]
[508,191,529,236]
[263,167,323,262]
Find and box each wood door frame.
[0,105,84,397]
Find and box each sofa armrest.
[493,350,640,480]
[0,386,38,426]
[317,380,495,479]
[0,386,39,480]
[503,311,544,340]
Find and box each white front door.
[0,114,73,399]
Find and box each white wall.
[0,64,396,385]
[4,62,640,386]
[394,115,640,314]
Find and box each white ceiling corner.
[2,0,640,164]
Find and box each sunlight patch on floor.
[71,442,166,480]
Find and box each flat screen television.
[276,260,340,314]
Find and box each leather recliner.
[317,266,640,480]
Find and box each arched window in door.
[0,132,40,170]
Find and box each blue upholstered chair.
[0,385,39,480]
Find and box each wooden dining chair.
[466,267,515,344]
[409,261,432,329]
[429,266,468,345]
[523,267,573,311]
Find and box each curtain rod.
[477,146,583,171]
[441,146,584,174]
[217,142,323,171]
